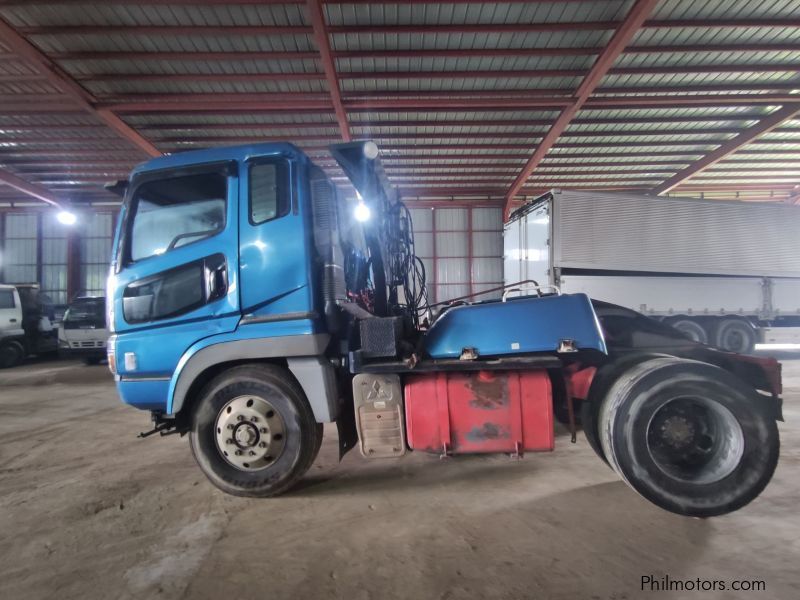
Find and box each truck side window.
[128,171,227,262]
[0,290,14,309]
[249,162,289,224]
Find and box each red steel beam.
[654,103,800,194]
[0,17,159,160]
[99,93,800,114]
[18,25,313,35]
[52,51,321,61]
[76,72,328,83]
[12,20,800,38]
[504,0,661,217]
[46,44,800,63]
[147,129,775,144]
[73,64,800,83]
[130,114,779,131]
[0,168,60,207]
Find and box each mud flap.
[336,395,359,461]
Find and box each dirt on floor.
[0,358,798,600]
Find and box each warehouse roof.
[0,0,799,213]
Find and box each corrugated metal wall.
[1,214,38,284]
[2,206,498,306]
[41,214,69,305]
[409,206,504,304]
[80,213,114,297]
[0,210,116,305]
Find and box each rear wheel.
[583,353,669,465]
[189,364,320,497]
[83,355,102,366]
[713,318,756,354]
[0,340,24,369]
[668,318,708,344]
[598,357,779,517]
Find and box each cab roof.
[130,142,309,179]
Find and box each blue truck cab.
[107,141,781,517]
[109,143,336,419]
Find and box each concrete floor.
[0,358,798,600]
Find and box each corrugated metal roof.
[0,1,799,206]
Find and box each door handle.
[206,261,228,301]
[9,318,17,323]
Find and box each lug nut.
[249,451,256,456]
[259,442,267,448]
[227,424,234,430]
[226,439,233,445]
[237,415,244,422]
[260,427,267,434]
[250,416,258,422]
[235,450,243,456]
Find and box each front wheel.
[189,364,320,497]
[598,357,779,517]
[0,340,24,369]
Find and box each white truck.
[504,190,800,354]
[58,296,108,365]
[0,283,58,367]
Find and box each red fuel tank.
[404,370,554,455]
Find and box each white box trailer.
[503,190,800,353]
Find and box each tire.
[598,357,779,517]
[0,340,24,369]
[668,318,708,344]
[189,364,320,497]
[83,355,102,366]
[713,318,756,354]
[583,353,670,465]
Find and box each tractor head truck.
[106,141,782,517]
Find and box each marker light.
[354,202,371,222]
[363,141,380,160]
[57,210,77,225]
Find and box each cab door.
[110,162,241,380]
[238,156,315,332]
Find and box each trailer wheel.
[0,340,24,369]
[598,357,778,517]
[667,318,708,344]
[189,364,319,497]
[713,319,756,354]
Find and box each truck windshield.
[64,298,106,323]
[128,171,227,262]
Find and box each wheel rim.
[215,395,287,471]
[719,325,749,353]
[646,396,744,484]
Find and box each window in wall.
[80,213,114,297]
[2,214,39,284]
[41,214,68,305]
[409,206,504,304]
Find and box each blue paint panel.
[423,293,607,359]
[116,379,171,411]
[166,318,318,413]
[114,314,241,377]
[238,154,316,319]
